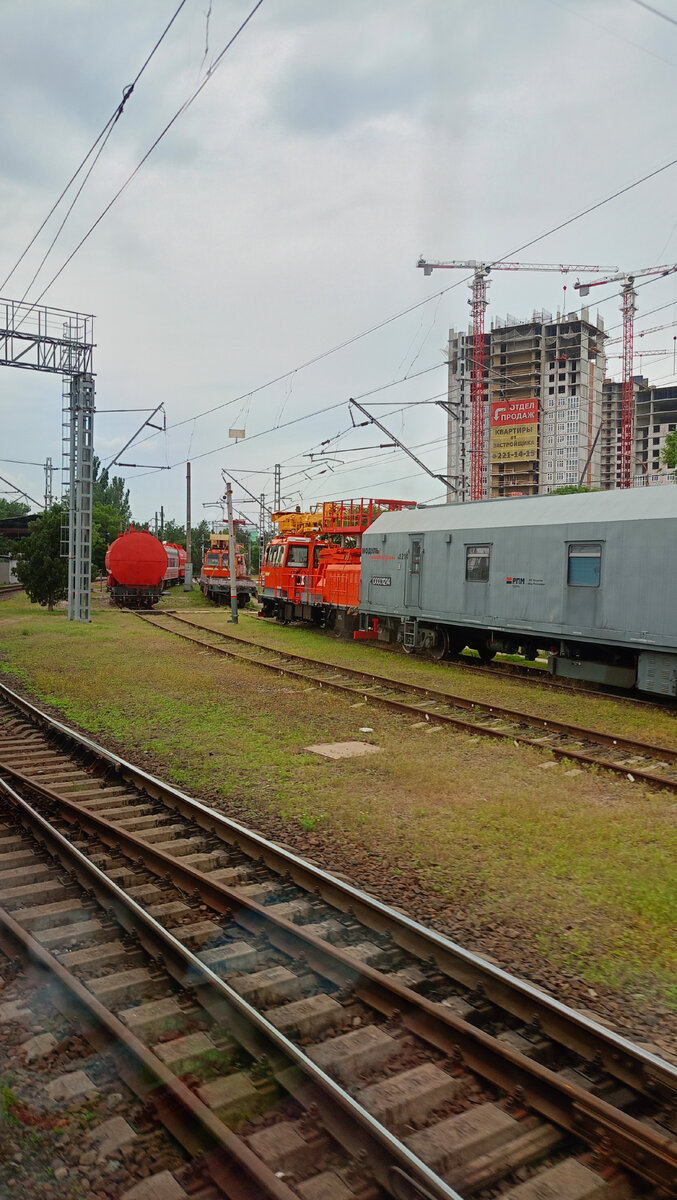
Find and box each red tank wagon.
[259,498,415,632]
[163,542,187,585]
[105,529,169,608]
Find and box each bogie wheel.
[427,630,449,661]
[474,640,497,663]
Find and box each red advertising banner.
[490,398,539,427]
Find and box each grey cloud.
[270,60,432,135]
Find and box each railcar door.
[405,535,423,608]
[564,540,603,631]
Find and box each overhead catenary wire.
[0,0,190,294]
[20,0,265,319]
[125,154,677,461]
[630,0,677,29]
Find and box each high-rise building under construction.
[446,308,607,500]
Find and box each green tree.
[92,456,131,522]
[91,503,124,575]
[661,431,677,469]
[162,518,185,545]
[0,498,31,518]
[15,505,68,611]
[549,485,596,495]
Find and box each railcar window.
[313,544,322,568]
[286,544,309,567]
[568,543,601,587]
[410,540,422,574]
[466,544,490,582]
[205,552,220,566]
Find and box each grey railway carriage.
[358,488,677,697]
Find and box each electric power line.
[21,0,265,316]
[630,0,677,29]
[125,154,677,460]
[0,0,190,294]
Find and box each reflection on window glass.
[205,552,220,566]
[286,544,309,567]
[466,544,490,582]
[568,543,601,586]
[410,540,422,574]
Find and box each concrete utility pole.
[159,505,164,540]
[225,481,238,623]
[184,462,193,591]
[273,464,281,512]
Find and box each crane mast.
[575,264,677,488]
[418,258,617,501]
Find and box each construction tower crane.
[417,258,617,501]
[606,317,677,346]
[575,265,677,489]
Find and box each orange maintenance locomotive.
[199,532,258,606]
[259,498,415,634]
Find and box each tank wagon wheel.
[237,593,249,608]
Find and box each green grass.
[196,607,677,749]
[1,592,676,1009]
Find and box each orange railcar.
[259,499,414,631]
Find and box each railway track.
[0,583,23,599]
[0,679,676,1199]
[140,611,677,794]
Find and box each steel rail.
[0,773,464,1200]
[2,758,677,1191]
[0,584,23,599]
[0,782,300,1200]
[167,613,677,762]
[0,676,674,1106]
[139,612,677,789]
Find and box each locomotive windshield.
[286,544,309,567]
[205,552,220,566]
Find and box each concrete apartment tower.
[601,377,677,488]
[446,308,607,500]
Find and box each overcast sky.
[1,0,676,526]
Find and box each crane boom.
[417,255,618,501]
[574,264,677,489]
[417,258,618,274]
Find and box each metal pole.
[619,281,637,489]
[225,482,238,623]
[259,493,265,573]
[44,457,54,510]
[184,462,193,591]
[470,267,490,502]
[160,505,164,540]
[68,373,94,623]
[274,464,281,512]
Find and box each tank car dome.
[105,530,168,588]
